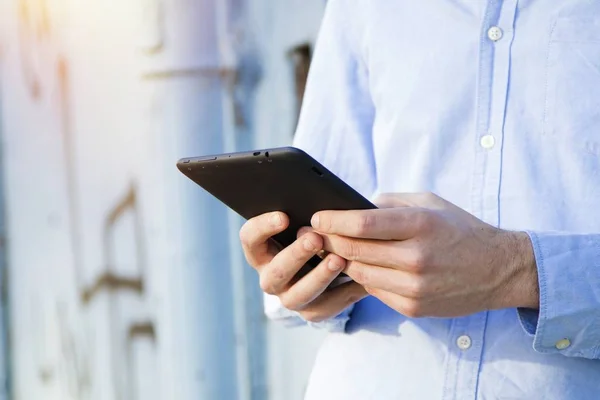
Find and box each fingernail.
[270,213,282,227]
[298,226,311,236]
[311,214,320,229]
[328,259,342,272]
[303,238,316,251]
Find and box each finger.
[374,192,445,209]
[296,227,329,258]
[319,234,400,268]
[297,226,313,238]
[278,253,346,310]
[373,193,411,208]
[298,282,368,323]
[240,212,289,267]
[311,207,424,240]
[344,261,425,298]
[260,232,323,295]
[366,287,425,318]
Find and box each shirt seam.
[529,231,550,352]
[542,18,559,136]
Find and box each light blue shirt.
[264,1,600,399]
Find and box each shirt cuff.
[263,293,353,332]
[517,231,600,359]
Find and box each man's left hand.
[308,193,540,318]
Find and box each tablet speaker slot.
[311,166,324,177]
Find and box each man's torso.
[304,1,600,399]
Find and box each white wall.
[0,0,328,399]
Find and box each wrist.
[493,231,540,310]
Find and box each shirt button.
[480,134,495,149]
[456,335,472,350]
[555,338,571,350]
[488,26,503,41]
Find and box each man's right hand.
[239,211,367,323]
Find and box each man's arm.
[260,0,376,331]
[517,231,600,359]
[309,192,600,359]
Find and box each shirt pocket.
[544,17,600,156]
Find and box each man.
[239,1,600,398]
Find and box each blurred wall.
[0,0,327,399]
[0,30,10,400]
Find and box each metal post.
[0,61,11,400]
[138,0,240,398]
[215,1,267,399]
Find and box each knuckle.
[406,276,428,299]
[350,266,371,286]
[355,214,376,236]
[259,275,277,295]
[238,223,251,246]
[239,220,268,248]
[405,245,428,271]
[400,299,425,318]
[343,240,362,261]
[268,265,286,282]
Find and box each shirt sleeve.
[263,0,376,331]
[517,231,600,359]
[264,292,353,332]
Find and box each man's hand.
[309,193,539,318]
[240,212,368,322]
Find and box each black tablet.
[177,146,376,271]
